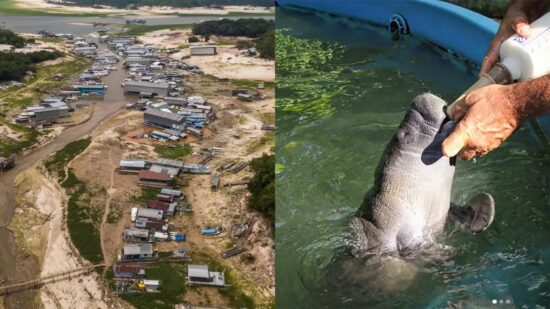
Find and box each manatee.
[351,93,495,257]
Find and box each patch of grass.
[0,0,108,16]
[132,187,161,202]
[193,253,256,309]
[106,204,121,224]
[64,169,103,264]
[231,79,274,89]
[121,24,192,36]
[260,112,275,124]
[121,262,187,309]
[44,137,91,179]
[247,132,274,154]
[153,144,192,160]
[0,56,92,109]
[215,37,239,46]
[0,117,40,156]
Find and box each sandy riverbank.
[137,29,275,81]
[14,0,273,16]
[9,166,111,308]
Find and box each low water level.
[276,8,550,308]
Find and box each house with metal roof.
[187,264,225,286]
[160,188,182,197]
[124,81,170,97]
[135,217,166,231]
[138,170,171,188]
[136,207,164,221]
[144,108,185,130]
[113,263,145,279]
[123,228,151,242]
[120,243,155,261]
[119,159,149,174]
[190,45,217,56]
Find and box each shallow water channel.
[276,8,550,308]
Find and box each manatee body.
[351,93,494,257]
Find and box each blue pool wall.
[277,0,550,149]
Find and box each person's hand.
[442,84,523,160]
[480,0,548,75]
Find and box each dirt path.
[99,148,116,266]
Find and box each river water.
[276,8,550,308]
[0,15,273,36]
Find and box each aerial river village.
[0,1,274,308]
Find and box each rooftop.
[144,108,185,122]
[138,170,171,181]
[123,243,153,256]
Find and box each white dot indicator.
[492,299,497,304]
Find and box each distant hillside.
[64,0,273,8]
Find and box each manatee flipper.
[448,193,495,233]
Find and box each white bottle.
[447,11,550,120]
[500,11,550,81]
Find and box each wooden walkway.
[0,264,105,296]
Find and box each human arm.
[442,74,550,159]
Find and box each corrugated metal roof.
[188,265,209,278]
[125,80,169,89]
[160,188,182,197]
[123,243,153,255]
[149,164,180,176]
[137,207,164,220]
[144,108,185,122]
[113,263,143,274]
[138,170,170,181]
[155,158,185,168]
[120,159,147,169]
[146,200,170,211]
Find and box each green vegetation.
[231,78,273,88]
[67,0,272,8]
[153,144,192,160]
[276,29,347,121]
[0,0,108,16]
[44,138,102,264]
[0,56,91,108]
[0,28,25,48]
[121,24,192,36]
[247,153,274,227]
[195,253,257,308]
[0,117,40,156]
[192,18,274,38]
[132,187,161,202]
[236,39,254,49]
[121,262,187,309]
[0,50,62,82]
[63,169,104,264]
[255,29,274,59]
[44,137,91,179]
[449,0,508,18]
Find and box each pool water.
[276,8,550,308]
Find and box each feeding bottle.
[447,11,550,120]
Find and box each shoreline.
[10,0,274,16]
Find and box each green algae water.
[276,8,550,308]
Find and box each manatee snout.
[394,93,450,155]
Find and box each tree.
[255,29,274,59]
[188,36,199,43]
[247,154,275,227]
